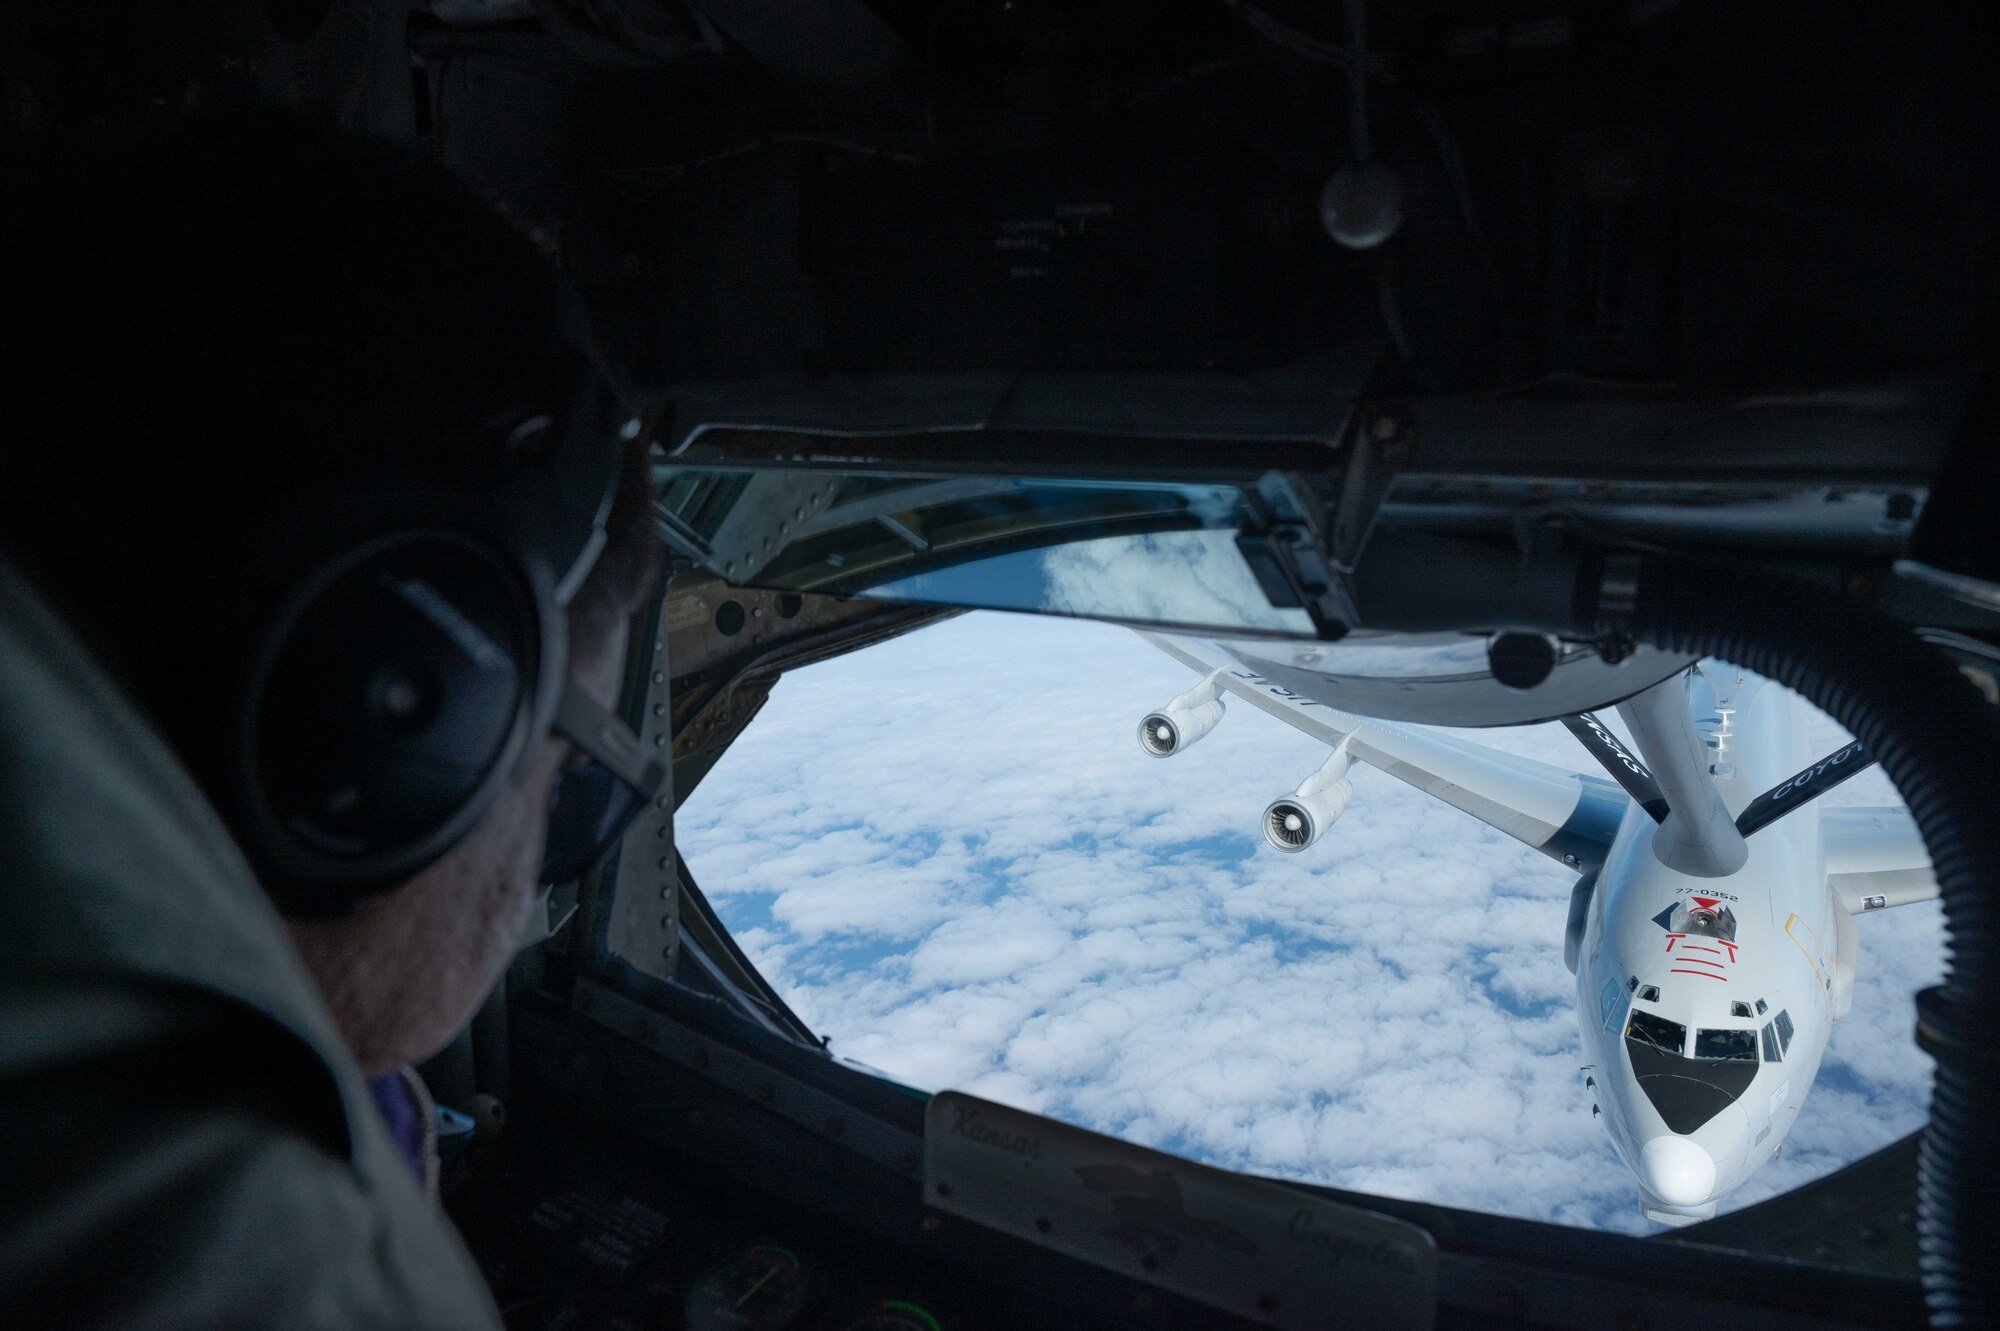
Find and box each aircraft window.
[1627,1034,1760,1132]
[1638,985,1660,1003]
[1730,1001,1753,1018]
[1599,977,1624,1030]
[678,609,1942,1237]
[1625,1010,1686,1054]
[1775,1009,1795,1053]
[1762,1022,1782,1062]
[659,470,1321,635]
[1695,1028,1760,1062]
[1755,998,1769,1015]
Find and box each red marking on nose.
[1671,968,1728,981]
[1692,896,1722,910]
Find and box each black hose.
[1625,561,2000,1327]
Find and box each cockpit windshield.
[1626,1012,1759,1132]
[1625,1010,1686,1055]
[1694,1028,1760,1062]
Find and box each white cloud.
[677,612,1943,1235]
[1042,530,1316,634]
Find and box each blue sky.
[677,611,1943,1235]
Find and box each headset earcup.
[242,534,546,913]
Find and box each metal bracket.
[1237,505,1356,637]
[1237,405,1412,636]
[1331,404,1415,574]
[694,472,845,582]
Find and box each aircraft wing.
[1821,806,1938,914]
[1139,632,1630,869]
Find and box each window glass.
[1762,1023,1781,1062]
[1631,1030,1759,1132]
[1696,1028,1760,1061]
[678,613,1945,1237]
[1638,985,1661,1002]
[1627,975,1638,993]
[658,469,1321,636]
[1625,1009,1686,1054]
[1730,1001,1753,1018]
[1775,1009,1795,1053]
[1599,977,1624,1030]
[1755,998,1769,1015]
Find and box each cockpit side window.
[1625,1009,1686,1054]
[1774,1009,1795,1054]
[1599,976,1625,1030]
[1761,1022,1782,1062]
[1695,1028,1759,1062]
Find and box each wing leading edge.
[1138,632,1628,870]
[1822,806,1938,914]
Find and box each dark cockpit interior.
[1624,1012,1759,1135]
[4,2,1997,1328]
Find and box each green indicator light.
[883,1300,942,1331]
[752,1244,801,1269]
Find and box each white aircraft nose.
[1641,1136,1716,1206]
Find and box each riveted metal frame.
[600,596,679,982]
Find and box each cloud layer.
[678,612,1943,1234]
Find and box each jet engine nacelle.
[1263,745,1354,851]
[1139,674,1226,757]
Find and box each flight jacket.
[0,560,500,1329]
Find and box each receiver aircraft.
[1137,632,1937,1226]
